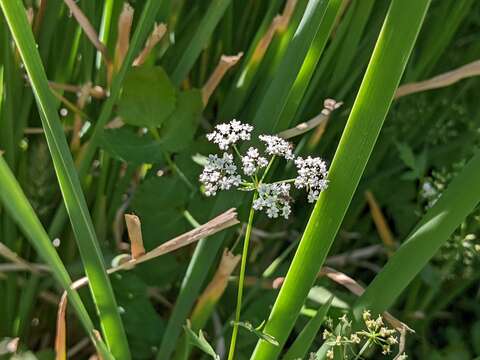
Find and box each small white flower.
[241,147,268,176]
[294,156,329,203]
[326,349,334,359]
[350,333,361,344]
[206,119,253,150]
[387,336,398,345]
[253,183,292,219]
[382,344,391,355]
[259,135,294,160]
[199,153,241,196]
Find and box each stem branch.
[228,192,257,360]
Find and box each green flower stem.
[271,178,296,185]
[354,339,372,360]
[259,155,276,184]
[228,192,258,360]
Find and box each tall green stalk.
[228,193,257,360]
[250,0,431,358]
[0,1,130,358]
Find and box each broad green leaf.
[118,66,176,128]
[160,89,203,152]
[131,176,189,218]
[130,176,189,248]
[101,128,164,164]
[184,325,220,360]
[111,272,165,359]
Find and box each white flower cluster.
[241,147,268,176]
[199,153,241,196]
[321,311,401,359]
[259,135,294,160]
[253,183,291,219]
[294,156,329,203]
[206,119,253,150]
[199,120,329,219]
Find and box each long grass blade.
[250,0,431,358]
[282,297,333,360]
[251,0,330,135]
[170,0,233,86]
[0,156,113,360]
[0,1,130,358]
[353,150,480,318]
[276,0,343,130]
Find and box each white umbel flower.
[294,156,329,203]
[199,153,241,196]
[241,147,268,176]
[253,183,292,219]
[259,135,294,160]
[206,119,253,150]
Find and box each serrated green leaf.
[396,142,417,170]
[184,325,220,360]
[232,321,279,347]
[118,66,176,128]
[160,89,203,152]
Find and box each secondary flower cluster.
[320,311,404,359]
[199,120,329,219]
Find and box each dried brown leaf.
[124,213,145,259]
[55,293,68,360]
[202,53,243,105]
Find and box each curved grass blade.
[282,297,333,360]
[276,0,343,131]
[0,1,130,358]
[251,0,330,135]
[170,0,233,86]
[353,150,480,318]
[218,0,285,120]
[0,156,113,360]
[250,0,432,358]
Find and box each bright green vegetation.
[0,0,479,359]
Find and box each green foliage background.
[0,0,479,359]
